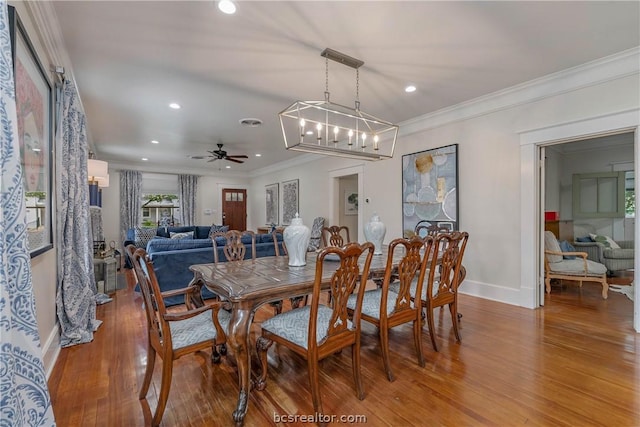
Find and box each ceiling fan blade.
[226,155,248,159]
[226,158,244,164]
[207,158,218,162]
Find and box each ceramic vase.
[283,213,311,266]
[364,213,386,255]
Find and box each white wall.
[338,175,358,239]
[249,70,639,306]
[559,142,633,240]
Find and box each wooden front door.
[222,188,247,231]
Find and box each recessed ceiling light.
[141,157,148,161]
[32,148,41,152]
[169,103,181,109]
[151,140,159,144]
[305,130,313,135]
[218,0,236,14]
[255,153,262,157]
[405,85,417,93]
[225,165,231,169]
[240,118,262,127]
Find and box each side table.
[94,256,118,294]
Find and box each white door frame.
[519,108,639,332]
[329,165,364,241]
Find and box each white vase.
[364,213,386,255]
[283,213,311,266]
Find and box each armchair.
[544,231,609,299]
[573,239,634,274]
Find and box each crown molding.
[399,47,640,138]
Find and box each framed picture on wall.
[9,6,54,257]
[402,144,458,237]
[344,191,358,215]
[265,183,279,225]
[281,179,299,225]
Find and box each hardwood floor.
[48,272,639,426]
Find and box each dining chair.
[127,245,230,427]
[321,225,350,247]
[255,242,375,420]
[415,222,450,238]
[421,231,469,351]
[269,231,307,315]
[347,236,435,381]
[211,229,256,263]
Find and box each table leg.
[228,304,254,426]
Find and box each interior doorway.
[329,165,364,242]
[222,188,247,231]
[519,108,639,331]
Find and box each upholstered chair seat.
[261,305,353,349]
[347,288,414,319]
[169,310,230,350]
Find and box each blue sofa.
[126,227,285,306]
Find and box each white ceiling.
[50,1,640,175]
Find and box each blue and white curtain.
[0,1,56,424]
[55,78,102,347]
[119,170,141,242]
[178,174,198,226]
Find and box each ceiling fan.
[206,143,248,164]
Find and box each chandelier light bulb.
[373,135,379,150]
[333,126,339,143]
[361,132,367,148]
[300,119,306,137]
[316,123,322,140]
[348,129,354,145]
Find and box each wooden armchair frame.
[127,245,228,426]
[255,242,375,420]
[544,249,609,299]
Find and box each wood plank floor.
[48,273,639,426]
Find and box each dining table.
[188,248,400,426]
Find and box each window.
[572,172,625,218]
[625,170,635,218]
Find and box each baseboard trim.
[460,280,525,307]
[42,323,60,379]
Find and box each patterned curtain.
[0,1,56,423]
[178,174,198,226]
[56,78,102,348]
[119,170,141,241]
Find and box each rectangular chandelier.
[279,48,399,161]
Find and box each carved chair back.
[423,231,469,351]
[212,230,256,263]
[322,225,351,247]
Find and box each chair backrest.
[211,230,256,263]
[272,231,287,257]
[309,242,375,349]
[543,230,563,263]
[127,245,167,351]
[322,225,350,247]
[384,236,435,314]
[415,222,450,238]
[425,231,469,302]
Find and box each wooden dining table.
[188,249,399,426]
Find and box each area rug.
[609,283,634,301]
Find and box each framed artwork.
[402,144,458,237]
[265,183,279,225]
[281,179,299,225]
[9,6,54,257]
[344,191,358,215]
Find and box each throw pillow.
[170,231,194,240]
[589,234,620,249]
[576,236,594,243]
[134,226,157,248]
[208,224,230,238]
[559,240,577,260]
